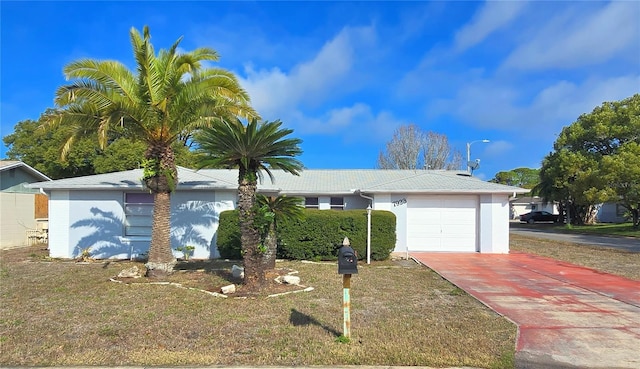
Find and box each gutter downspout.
[356,190,374,264]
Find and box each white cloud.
[430,74,640,138]
[503,1,640,70]
[454,1,528,52]
[282,102,403,144]
[237,25,377,133]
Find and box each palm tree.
[256,194,305,269]
[195,118,303,290]
[44,26,257,277]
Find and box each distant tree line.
[490,168,540,189]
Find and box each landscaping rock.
[231,265,244,279]
[117,266,141,278]
[220,284,236,294]
[281,275,301,285]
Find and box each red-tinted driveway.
[412,252,640,369]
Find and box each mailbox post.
[338,237,358,339]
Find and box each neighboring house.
[510,196,558,220]
[28,167,528,259]
[0,161,52,249]
[595,202,629,223]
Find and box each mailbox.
[338,245,358,275]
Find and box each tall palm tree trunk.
[146,191,176,277]
[144,145,178,278]
[238,178,265,290]
[262,223,277,270]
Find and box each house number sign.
[392,198,407,207]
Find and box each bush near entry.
[216,209,396,261]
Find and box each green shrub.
[216,210,242,259]
[216,209,396,261]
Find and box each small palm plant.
[256,194,305,269]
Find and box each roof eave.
[1,162,52,182]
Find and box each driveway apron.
[411,252,640,369]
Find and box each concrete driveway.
[412,252,640,369]
[509,226,640,252]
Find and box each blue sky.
[1,1,639,179]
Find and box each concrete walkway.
[412,252,640,369]
[15,367,477,369]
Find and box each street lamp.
[466,139,490,173]
[366,204,371,265]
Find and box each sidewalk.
[5,367,479,369]
[412,252,640,369]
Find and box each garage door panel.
[407,195,477,252]
[441,212,474,224]
[442,224,474,234]
[414,213,441,222]
[440,241,476,252]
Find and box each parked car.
[519,211,559,224]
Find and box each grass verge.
[0,245,516,368]
[510,221,639,238]
[560,222,639,237]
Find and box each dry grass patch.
[510,234,640,280]
[0,245,516,368]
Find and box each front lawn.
[0,245,516,368]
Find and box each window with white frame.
[124,193,154,236]
[330,197,344,210]
[305,197,319,209]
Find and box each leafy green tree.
[3,111,196,177]
[255,194,305,269]
[196,118,303,290]
[92,138,199,174]
[601,138,640,227]
[44,26,256,277]
[537,94,640,225]
[3,114,98,179]
[490,168,539,189]
[91,138,146,174]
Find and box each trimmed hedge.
[216,209,396,261]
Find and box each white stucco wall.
[170,190,235,259]
[479,194,510,253]
[47,189,236,259]
[48,190,71,258]
[378,194,409,255]
[47,190,127,259]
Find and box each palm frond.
[195,118,303,183]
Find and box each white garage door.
[407,195,477,252]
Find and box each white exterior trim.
[479,194,510,253]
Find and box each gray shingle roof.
[29,167,528,195]
[28,167,236,190]
[0,160,51,181]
